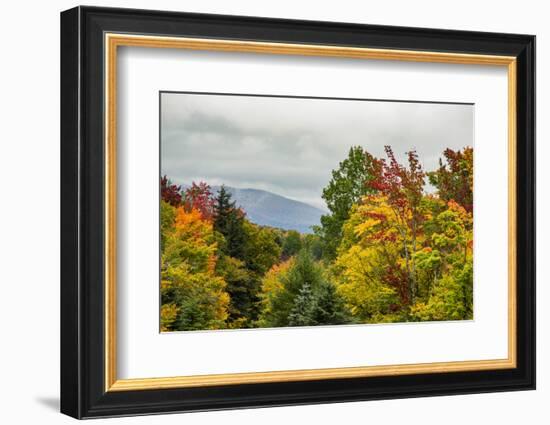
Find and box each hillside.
[181,184,324,233]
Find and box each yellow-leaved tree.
[160,201,229,331]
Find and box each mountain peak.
[183,184,324,233]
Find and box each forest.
[160,145,474,331]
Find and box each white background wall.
[0,0,545,423]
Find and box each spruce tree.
[313,281,353,325]
[288,283,318,326]
[266,250,324,327]
[213,186,259,325]
[263,250,353,327]
[213,186,235,239]
[214,186,246,259]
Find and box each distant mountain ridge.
[182,184,324,233]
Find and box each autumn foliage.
[160,175,182,207]
[161,145,474,331]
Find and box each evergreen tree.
[286,280,353,327]
[313,281,353,325]
[213,186,282,326]
[214,186,246,259]
[215,255,252,327]
[263,250,325,327]
[288,284,318,326]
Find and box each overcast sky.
[161,92,473,211]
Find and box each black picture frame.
[60,5,535,419]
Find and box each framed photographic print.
[60,6,535,419]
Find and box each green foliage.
[410,268,472,321]
[214,186,246,259]
[287,280,352,327]
[318,146,380,260]
[215,255,251,326]
[282,230,302,259]
[410,199,474,321]
[259,250,323,327]
[230,222,282,325]
[311,280,353,325]
[303,233,324,261]
[243,222,282,275]
[160,142,474,332]
[211,187,255,325]
[259,250,351,327]
[288,283,318,326]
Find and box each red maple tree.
[160,175,182,207]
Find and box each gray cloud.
[161,93,473,210]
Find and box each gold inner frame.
[104,33,517,392]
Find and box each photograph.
[56,2,547,423]
[57,5,536,419]
[159,92,474,332]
